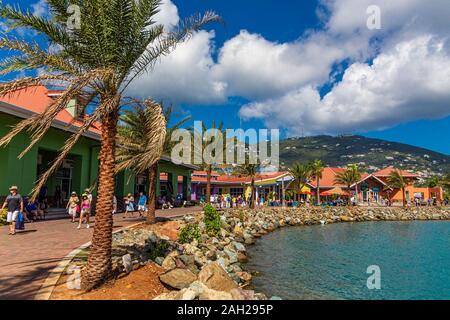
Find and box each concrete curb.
[34,222,144,300]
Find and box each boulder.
[233,241,246,252]
[236,271,252,283]
[198,262,238,292]
[199,289,233,301]
[159,268,197,290]
[122,254,132,274]
[161,256,176,271]
[230,288,256,300]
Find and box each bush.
[0,209,7,226]
[203,204,221,237]
[178,224,201,244]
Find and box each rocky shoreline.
[74,207,450,300]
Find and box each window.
[230,188,244,197]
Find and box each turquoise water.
[246,221,450,300]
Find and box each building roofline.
[0,100,101,141]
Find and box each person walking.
[2,186,24,235]
[138,192,147,218]
[124,193,135,219]
[112,195,117,215]
[78,194,91,229]
[66,192,80,223]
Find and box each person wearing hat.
[1,186,24,235]
[66,191,80,223]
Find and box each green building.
[0,86,194,207]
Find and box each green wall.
[0,113,193,199]
[0,113,100,197]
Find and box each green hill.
[279,135,450,177]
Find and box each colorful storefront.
[0,86,195,208]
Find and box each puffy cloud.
[127,30,227,105]
[212,30,368,100]
[128,0,450,135]
[240,36,450,135]
[154,0,180,31]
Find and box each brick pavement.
[0,207,202,300]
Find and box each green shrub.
[178,224,201,244]
[0,209,7,226]
[203,204,221,237]
[148,240,170,260]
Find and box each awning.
[320,187,350,197]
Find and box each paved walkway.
[0,207,202,300]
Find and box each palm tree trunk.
[402,187,406,207]
[251,178,255,209]
[146,163,157,224]
[81,111,118,291]
[206,165,212,204]
[317,178,321,206]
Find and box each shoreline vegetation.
[54,206,450,301]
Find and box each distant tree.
[310,160,324,205]
[387,170,408,207]
[233,162,259,209]
[427,176,440,188]
[193,121,225,204]
[334,164,362,205]
[117,103,190,224]
[289,162,312,201]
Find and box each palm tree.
[233,163,259,209]
[0,1,219,290]
[116,100,166,224]
[387,170,408,207]
[289,162,312,202]
[310,160,324,205]
[193,121,225,204]
[334,164,362,205]
[117,103,190,224]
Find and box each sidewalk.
[0,207,202,300]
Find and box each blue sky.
[1,0,450,155]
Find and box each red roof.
[373,167,418,178]
[0,86,102,135]
[309,167,347,188]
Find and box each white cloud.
[128,0,450,135]
[154,0,180,31]
[240,36,450,135]
[127,30,227,105]
[31,0,48,18]
[211,30,368,100]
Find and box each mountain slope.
[279,135,450,177]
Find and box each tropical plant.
[387,170,408,207]
[117,103,191,224]
[233,162,259,209]
[0,0,219,290]
[426,176,440,188]
[334,164,363,205]
[193,121,225,204]
[116,100,166,224]
[310,160,324,205]
[289,162,312,200]
[203,203,221,236]
[178,224,201,244]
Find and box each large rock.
[199,289,233,301]
[198,262,238,292]
[161,256,176,271]
[122,254,133,273]
[230,288,256,300]
[159,268,197,290]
